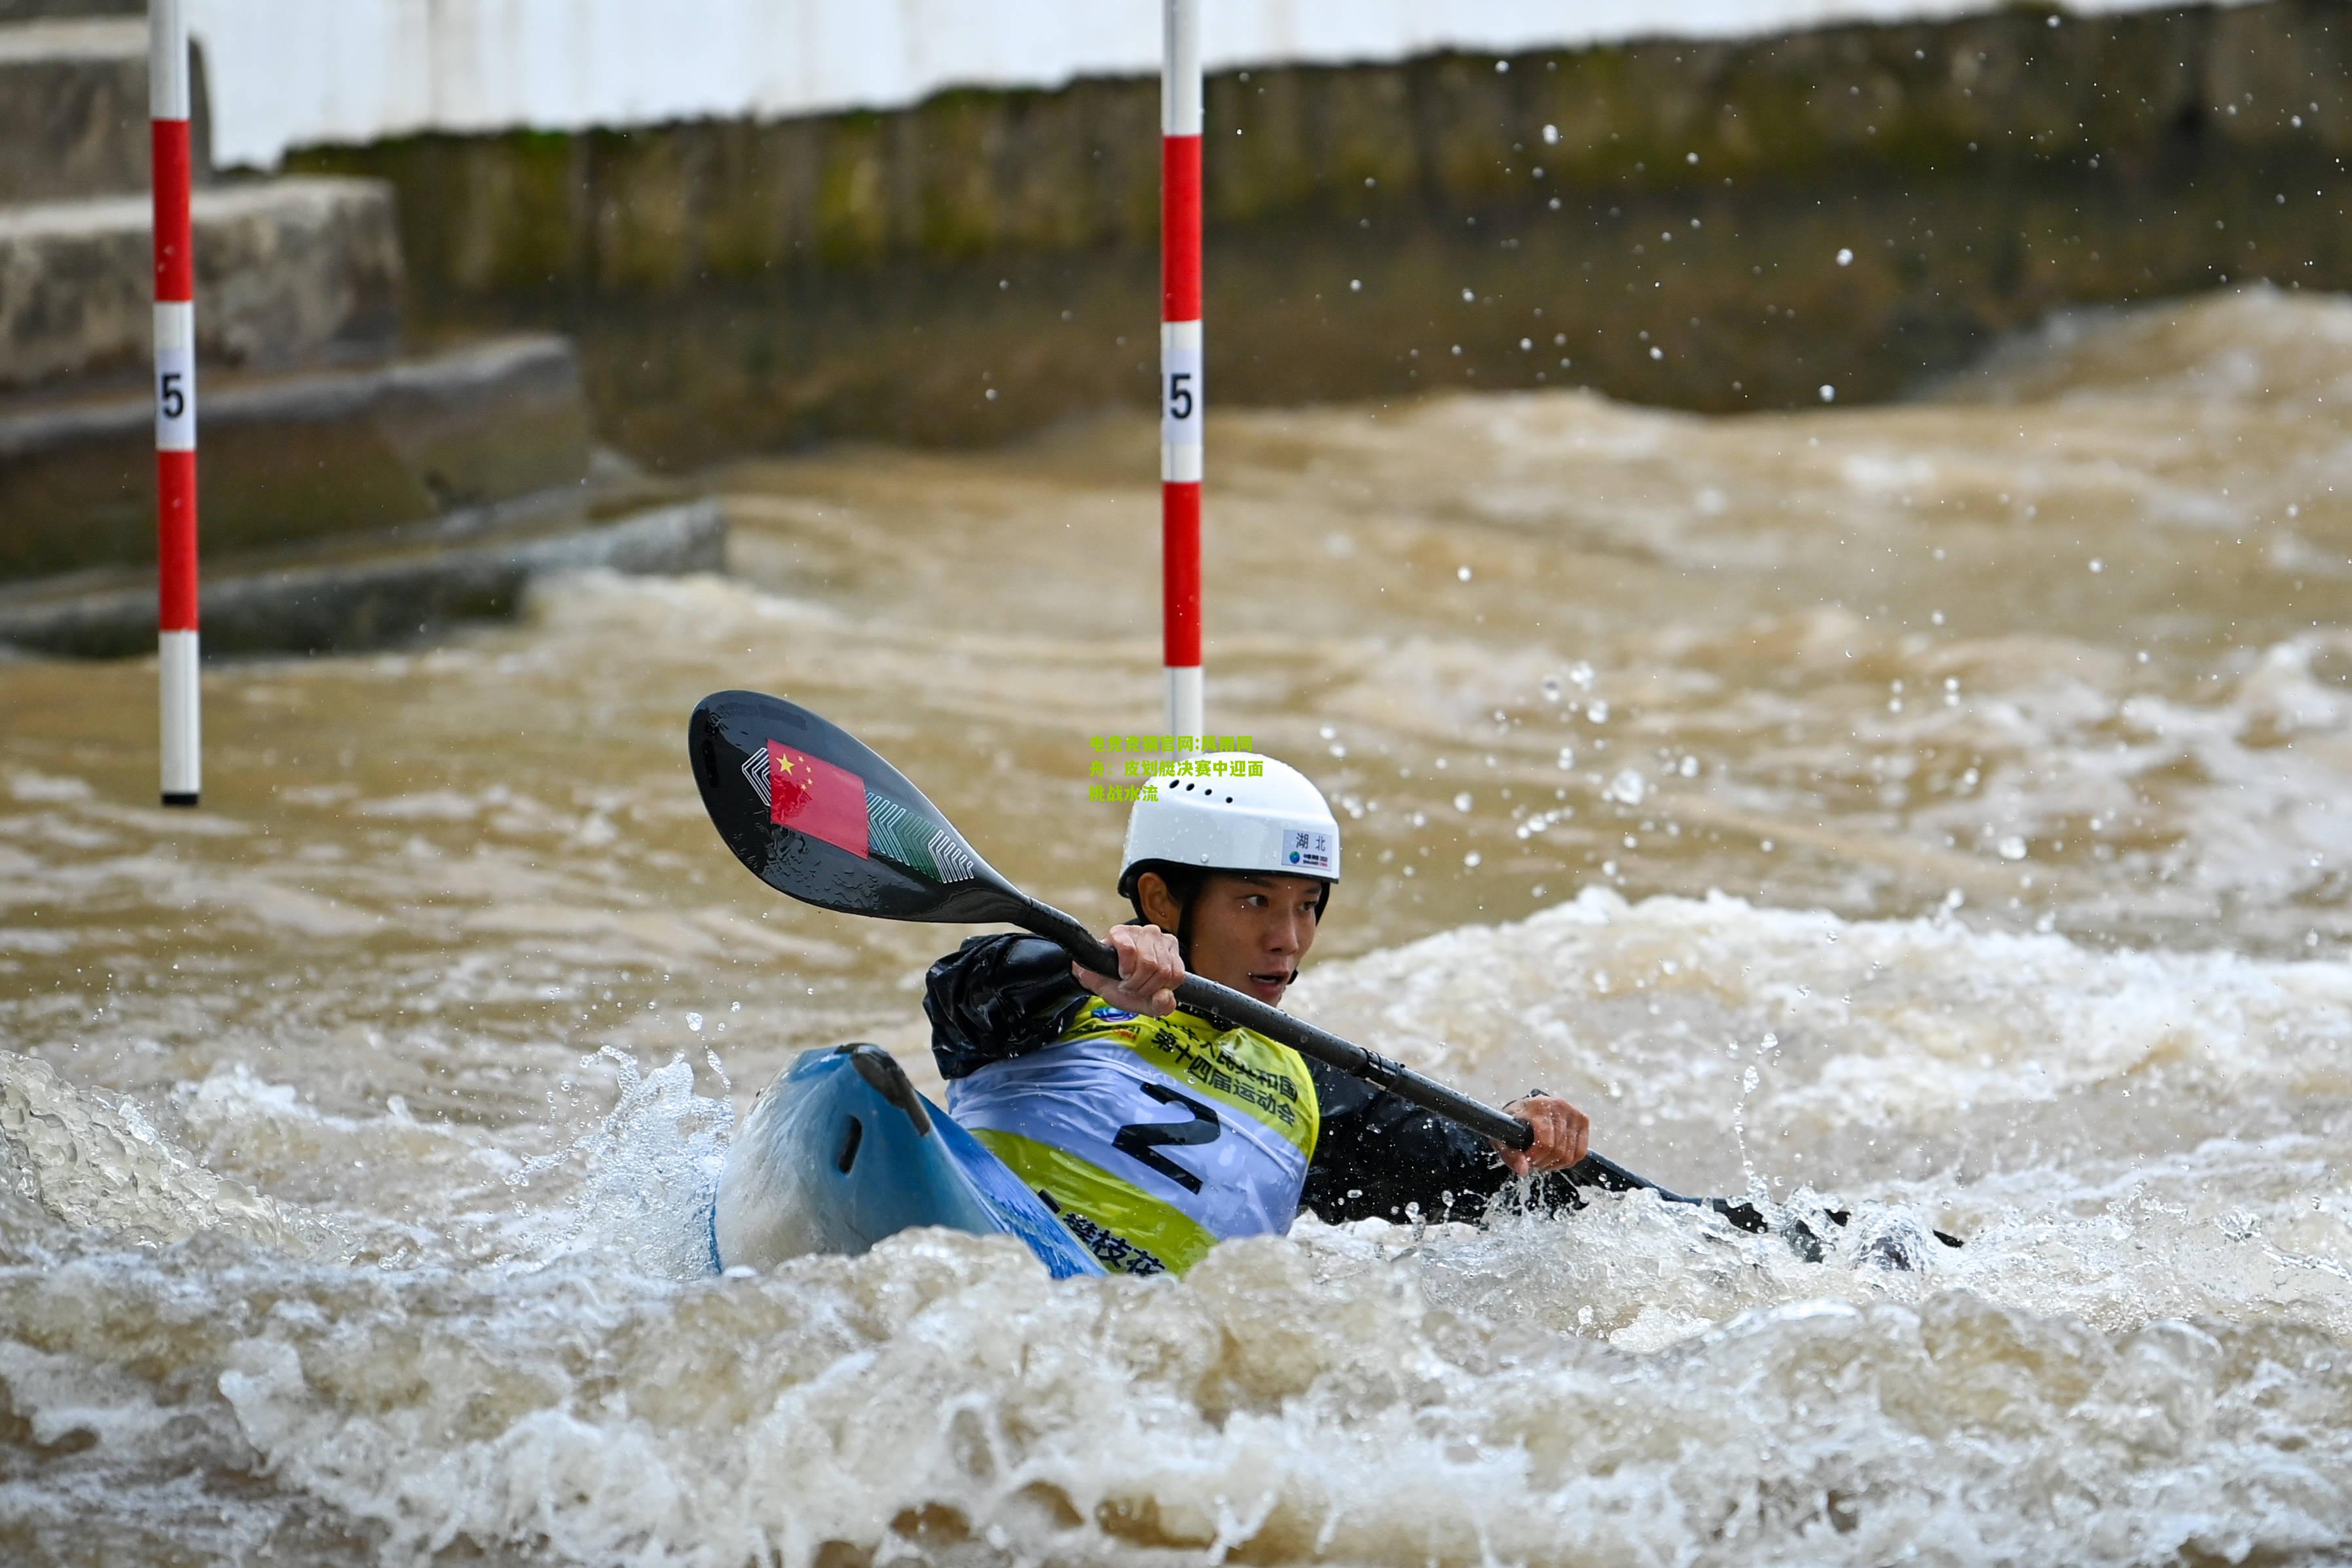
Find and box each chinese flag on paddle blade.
[768,740,870,858]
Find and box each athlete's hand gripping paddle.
[687,690,1959,1253]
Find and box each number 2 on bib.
[1112,1083,1220,1194]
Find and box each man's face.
[1143,870,1324,1006]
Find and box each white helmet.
[1118,753,1341,903]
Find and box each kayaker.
[925,755,1592,1277]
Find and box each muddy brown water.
[3,285,2351,1564]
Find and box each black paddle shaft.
[1031,905,1757,1218]
[1037,913,1803,1235]
[1053,928,1955,1247]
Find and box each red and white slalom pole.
[1160,0,1204,739]
[151,0,200,807]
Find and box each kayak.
[712,1042,1105,1279]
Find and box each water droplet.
[1454,792,1475,812]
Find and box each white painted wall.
[187,0,2241,170]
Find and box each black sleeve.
[1300,1061,1586,1226]
[923,932,1093,1082]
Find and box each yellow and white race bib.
[947,998,1320,1275]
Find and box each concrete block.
[0,18,211,204]
[889,92,1004,261]
[1306,67,1424,208]
[1205,67,1319,222]
[0,335,592,580]
[813,113,891,268]
[0,0,141,18]
[2207,2,2352,153]
[0,494,724,658]
[0,175,400,392]
[987,85,1118,253]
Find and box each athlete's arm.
[1302,1063,1518,1224]
[923,932,1093,1081]
[1300,1068,1593,1226]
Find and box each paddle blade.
[689,691,1024,925]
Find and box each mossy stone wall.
[291,0,2352,465]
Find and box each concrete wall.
[0,0,139,16]
[189,0,2249,170]
[286,0,2352,465]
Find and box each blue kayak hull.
[713,1043,1103,1279]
